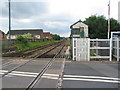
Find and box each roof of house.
[7,29,43,35]
[43,32,50,34]
[70,20,88,29]
[0,30,5,35]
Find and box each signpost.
[110,32,120,61]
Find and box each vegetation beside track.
[15,33,63,51]
[16,39,61,51]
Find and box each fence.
[112,38,120,61]
[90,39,110,60]
[2,39,16,48]
[72,38,119,61]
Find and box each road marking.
[1,70,120,83]
[64,75,119,81]
[63,78,119,83]
[9,73,37,77]
[44,74,59,77]
[12,71,38,75]
[42,75,58,80]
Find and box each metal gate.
[72,35,119,61]
[72,38,90,61]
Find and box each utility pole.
[8,0,11,40]
[108,0,110,39]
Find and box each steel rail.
[1,43,63,78]
[25,44,65,90]
[1,42,62,68]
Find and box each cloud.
[44,21,69,29]
[17,19,33,23]
[1,2,49,19]
[60,32,70,37]
[0,0,119,37]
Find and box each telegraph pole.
[8,0,11,40]
[108,0,110,39]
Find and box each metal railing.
[112,38,120,61]
[90,39,110,61]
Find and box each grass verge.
[16,40,60,51]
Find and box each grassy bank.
[16,40,60,51]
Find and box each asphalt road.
[1,58,65,88]
[62,61,119,89]
[1,57,120,89]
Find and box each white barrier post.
[72,38,74,61]
[110,38,112,61]
[88,38,90,61]
[117,38,119,61]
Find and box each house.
[6,29,44,39]
[43,32,52,39]
[70,20,88,38]
[0,30,6,39]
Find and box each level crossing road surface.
[62,61,119,88]
[1,57,120,89]
[1,58,65,88]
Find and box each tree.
[22,33,33,39]
[110,18,120,31]
[52,34,60,40]
[16,35,29,50]
[84,15,120,39]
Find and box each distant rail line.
[2,41,63,57]
[1,41,65,78]
[26,44,65,89]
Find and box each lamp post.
[8,0,11,40]
[108,0,110,39]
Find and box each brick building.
[0,30,6,39]
[43,32,52,39]
[6,29,44,39]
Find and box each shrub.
[16,36,29,50]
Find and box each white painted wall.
[35,35,40,39]
[7,35,16,39]
[7,35,41,39]
[72,22,88,37]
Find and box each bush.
[52,34,60,40]
[16,36,29,50]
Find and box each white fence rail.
[72,37,120,61]
[90,39,110,60]
[112,38,120,61]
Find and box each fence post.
[72,38,74,61]
[110,38,112,61]
[117,38,119,61]
[88,38,90,61]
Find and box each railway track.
[26,45,65,89]
[1,42,64,78]
[1,41,63,68]
[2,41,63,57]
[1,43,65,89]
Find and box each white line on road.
[1,70,120,83]
[64,75,119,81]
[63,78,119,83]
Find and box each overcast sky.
[0,0,119,37]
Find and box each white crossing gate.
[72,32,120,61]
[72,38,111,61]
[72,38,90,61]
